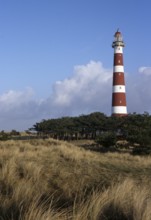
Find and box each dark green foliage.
[31,112,107,140]
[132,147,151,155]
[10,130,20,136]
[0,131,10,141]
[95,132,117,148]
[125,113,151,154]
[0,130,20,141]
[31,112,151,154]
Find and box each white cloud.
[0,88,34,112]
[0,88,47,130]
[51,61,112,115]
[1,62,151,131]
[126,66,151,114]
[138,67,151,76]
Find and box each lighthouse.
[112,30,127,116]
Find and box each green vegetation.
[95,131,117,148]
[31,112,151,154]
[0,130,20,141]
[0,139,151,219]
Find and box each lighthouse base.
[112,113,128,117]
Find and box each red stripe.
[113,72,125,85]
[114,53,124,66]
[112,93,127,106]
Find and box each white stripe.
[113,85,126,93]
[114,66,124,72]
[112,106,127,114]
[114,46,123,54]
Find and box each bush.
[132,146,151,155]
[0,130,10,141]
[95,132,117,148]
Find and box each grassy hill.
[0,139,151,219]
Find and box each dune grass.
[0,138,151,219]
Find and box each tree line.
[31,112,151,154]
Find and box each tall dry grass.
[0,138,150,219]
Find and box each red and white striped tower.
[112,30,127,116]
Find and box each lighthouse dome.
[114,31,122,38]
[113,29,124,45]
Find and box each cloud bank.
[50,61,112,116]
[0,61,151,130]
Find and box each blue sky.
[0,0,151,130]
